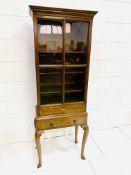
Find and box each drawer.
[39,103,86,116]
[35,112,87,130]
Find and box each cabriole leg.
[81,125,89,160]
[35,132,42,168]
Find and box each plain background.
[0,0,131,146]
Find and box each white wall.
[0,0,131,146]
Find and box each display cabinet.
[29,5,97,168]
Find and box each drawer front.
[35,112,87,130]
[39,103,86,116]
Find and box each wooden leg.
[35,132,42,168]
[75,126,78,143]
[81,125,89,160]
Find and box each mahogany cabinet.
[29,5,97,168]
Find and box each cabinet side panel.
[84,20,93,106]
[33,15,40,113]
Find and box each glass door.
[64,20,88,103]
[38,18,63,105]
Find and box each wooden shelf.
[38,64,87,68]
[65,71,84,74]
[65,64,87,67]
[40,89,83,95]
[41,91,61,95]
[38,65,63,68]
[40,83,61,86]
[40,72,61,75]
[65,51,86,54]
[39,50,62,53]
[39,50,86,54]
[65,89,83,93]
[40,71,84,75]
[40,82,76,86]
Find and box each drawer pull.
[73,120,76,124]
[50,123,54,127]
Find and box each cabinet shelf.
[65,89,83,93]
[39,51,86,54]
[65,51,86,54]
[66,71,84,74]
[64,64,87,67]
[40,83,61,86]
[40,72,61,75]
[40,89,83,95]
[39,50,62,53]
[40,71,84,75]
[40,82,76,86]
[38,65,63,68]
[38,64,87,68]
[41,91,61,95]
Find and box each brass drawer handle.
[50,123,54,128]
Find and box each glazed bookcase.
[29,5,97,168]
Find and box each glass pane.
[65,67,85,103]
[40,68,62,104]
[65,21,88,65]
[38,19,63,65]
[65,52,86,65]
[38,19,63,51]
[39,52,62,65]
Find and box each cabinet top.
[29,5,97,19]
